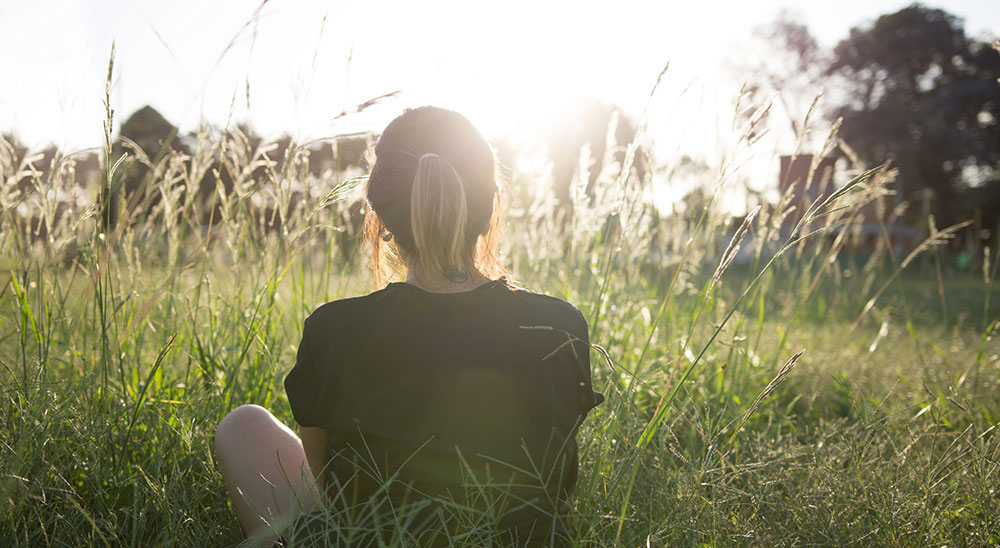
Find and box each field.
[2,98,999,547]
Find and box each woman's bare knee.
[214,403,314,540]
[217,404,270,434]
[215,404,276,454]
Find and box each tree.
[736,11,829,139]
[826,4,1000,228]
[104,105,187,229]
[541,99,647,212]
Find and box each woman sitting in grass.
[214,106,603,547]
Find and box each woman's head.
[365,106,504,287]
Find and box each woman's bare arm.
[300,426,328,493]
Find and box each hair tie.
[419,152,439,161]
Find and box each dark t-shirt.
[283,277,603,541]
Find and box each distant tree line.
[744,3,1000,244]
[3,106,373,239]
[102,105,373,231]
[4,99,647,239]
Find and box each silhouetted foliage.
[542,99,647,213]
[742,10,829,136]
[98,106,371,234]
[107,105,187,230]
[826,5,1000,231]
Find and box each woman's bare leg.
[215,404,320,545]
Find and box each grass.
[1,61,999,546]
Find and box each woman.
[215,106,603,547]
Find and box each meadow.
[1,87,998,547]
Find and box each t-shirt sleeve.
[284,315,323,428]
[570,307,605,412]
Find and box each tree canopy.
[747,4,999,236]
[826,4,1000,230]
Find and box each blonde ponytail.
[366,106,507,289]
[410,153,472,281]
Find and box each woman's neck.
[403,264,491,294]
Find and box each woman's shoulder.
[302,285,395,329]
[499,281,590,339]
[302,278,587,333]
[505,282,586,318]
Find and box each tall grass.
[1,55,998,546]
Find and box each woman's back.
[215,106,602,547]
[285,278,602,542]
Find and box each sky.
[1,0,998,205]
